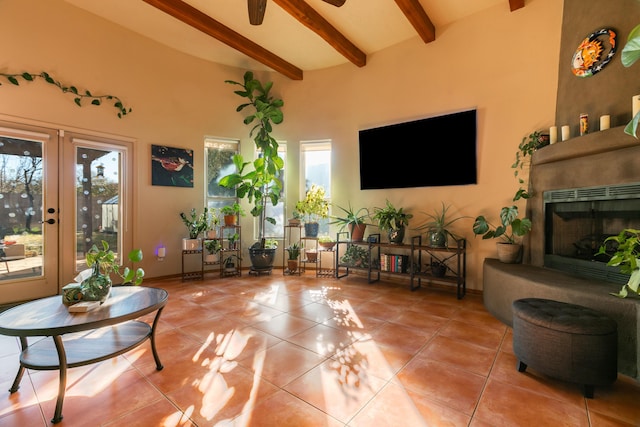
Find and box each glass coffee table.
[0,286,168,423]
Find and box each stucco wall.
[0,0,562,290]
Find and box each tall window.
[205,137,239,213]
[257,143,286,240]
[300,141,331,235]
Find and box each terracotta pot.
[224,215,236,226]
[496,242,522,263]
[287,259,298,273]
[306,250,318,262]
[349,223,367,242]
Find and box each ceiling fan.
[248,0,346,25]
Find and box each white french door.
[0,120,134,305]
[0,121,59,303]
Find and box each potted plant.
[339,244,370,268]
[472,202,532,264]
[206,208,220,238]
[414,202,470,248]
[286,242,301,273]
[221,203,245,226]
[512,130,547,200]
[621,23,640,138]
[204,239,222,263]
[329,203,370,242]
[222,253,241,275]
[372,200,413,244]
[318,235,336,250]
[295,184,329,237]
[596,228,640,298]
[288,210,303,226]
[81,240,144,303]
[219,71,284,273]
[179,207,209,250]
[430,260,447,277]
[228,232,240,250]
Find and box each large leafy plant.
[219,72,284,246]
[472,205,532,244]
[622,23,640,137]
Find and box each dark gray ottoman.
[512,298,617,398]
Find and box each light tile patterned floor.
[1,274,639,426]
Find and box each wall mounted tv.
[358,109,477,190]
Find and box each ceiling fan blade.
[248,0,267,25]
[322,0,346,6]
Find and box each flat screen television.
[358,109,477,190]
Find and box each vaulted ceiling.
[64,0,525,80]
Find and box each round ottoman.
[512,298,617,398]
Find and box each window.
[256,142,286,240]
[300,141,331,235]
[205,137,239,213]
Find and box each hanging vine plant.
[0,71,132,118]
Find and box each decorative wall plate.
[571,28,617,77]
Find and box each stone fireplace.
[526,127,640,269]
[483,127,640,379]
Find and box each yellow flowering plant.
[295,184,329,223]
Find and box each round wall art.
[571,28,617,77]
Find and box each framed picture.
[151,145,194,187]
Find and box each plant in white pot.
[472,203,532,263]
[179,207,209,250]
[219,71,284,274]
[204,239,222,263]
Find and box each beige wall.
[0,0,562,291]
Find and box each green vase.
[81,264,112,303]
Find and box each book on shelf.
[380,254,409,273]
[68,301,101,313]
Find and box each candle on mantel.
[561,125,570,141]
[549,126,558,144]
[600,115,610,131]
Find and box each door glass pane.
[0,137,44,280]
[75,146,122,270]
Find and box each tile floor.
[1,274,640,426]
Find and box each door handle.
[41,219,56,224]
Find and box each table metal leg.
[51,335,67,424]
[150,307,164,371]
[9,337,28,393]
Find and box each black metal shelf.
[335,232,466,299]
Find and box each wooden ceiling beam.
[394,0,435,44]
[273,0,366,67]
[509,0,525,12]
[142,0,303,80]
